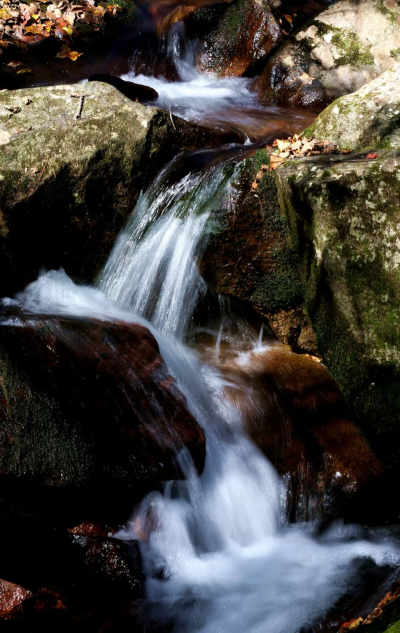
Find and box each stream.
[3,13,400,633]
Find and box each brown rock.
[200,148,318,354]
[217,343,383,521]
[0,579,32,619]
[196,0,284,77]
[0,312,205,496]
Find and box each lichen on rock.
[253,0,400,108]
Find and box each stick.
[169,104,176,130]
[74,95,85,120]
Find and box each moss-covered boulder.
[200,149,317,354]
[303,63,400,150]
[196,0,284,77]
[276,150,400,465]
[0,81,235,297]
[253,0,400,107]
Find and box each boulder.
[0,81,236,297]
[218,343,384,522]
[196,0,284,77]
[303,63,400,150]
[0,311,205,495]
[253,0,400,107]
[276,150,400,466]
[200,148,318,354]
[0,579,32,619]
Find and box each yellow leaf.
[62,25,73,35]
[0,8,12,18]
[67,50,83,60]
[16,68,32,74]
[31,13,39,18]
[276,139,290,152]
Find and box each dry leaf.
[67,49,82,59]
[269,155,284,171]
[16,67,32,73]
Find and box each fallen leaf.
[269,155,284,171]
[276,139,291,152]
[16,67,32,73]
[67,49,82,60]
[367,152,378,160]
[62,25,73,34]
[7,59,22,66]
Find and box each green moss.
[331,28,374,66]
[390,47,400,60]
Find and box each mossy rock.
[276,150,400,465]
[303,64,400,151]
[0,81,235,297]
[253,0,400,108]
[200,148,317,354]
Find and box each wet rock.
[196,0,284,77]
[219,344,383,522]
[200,148,318,354]
[84,536,144,596]
[253,0,400,107]
[0,312,205,496]
[276,150,400,467]
[0,81,237,298]
[0,579,32,619]
[88,74,159,102]
[303,63,400,151]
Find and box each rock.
[0,579,32,619]
[0,311,205,495]
[88,74,159,102]
[200,148,318,354]
[196,0,284,77]
[276,150,400,466]
[0,81,237,298]
[217,343,384,522]
[303,63,400,150]
[84,536,143,596]
[253,0,400,107]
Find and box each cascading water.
[7,151,400,633]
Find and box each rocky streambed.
[1,0,400,631]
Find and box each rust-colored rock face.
[0,579,32,619]
[197,0,284,77]
[0,312,205,494]
[211,343,383,522]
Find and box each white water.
[121,25,314,141]
[5,157,400,633]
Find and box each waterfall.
[6,154,400,633]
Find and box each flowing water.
[6,153,400,633]
[3,12,400,632]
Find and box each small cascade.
[5,143,400,633]
[99,158,236,338]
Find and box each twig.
[74,95,85,120]
[37,154,50,186]
[169,104,176,130]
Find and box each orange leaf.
[367,152,378,160]
[67,50,83,60]
[269,155,284,171]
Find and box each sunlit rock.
[302,63,400,150]
[0,81,237,297]
[253,0,400,107]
